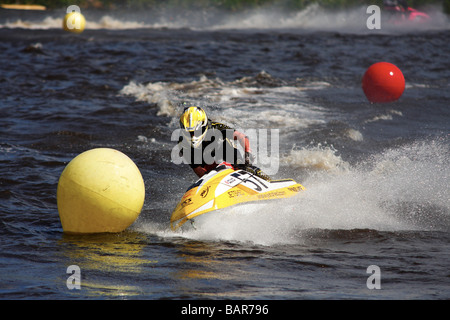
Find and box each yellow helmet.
[179,106,208,148]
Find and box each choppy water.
[0,5,449,302]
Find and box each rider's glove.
[245,152,255,165]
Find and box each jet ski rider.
[177,106,271,181]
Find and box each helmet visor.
[182,126,207,148]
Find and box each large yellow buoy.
[63,11,86,34]
[57,148,145,234]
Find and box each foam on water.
[120,73,328,130]
[215,4,449,32]
[0,15,151,30]
[1,4,448,32]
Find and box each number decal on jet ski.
[230,171,268,192]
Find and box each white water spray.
[137,140,449,245]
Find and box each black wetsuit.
[177,120,270,180]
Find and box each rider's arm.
[211,121,253,163]
[232,130,251,154]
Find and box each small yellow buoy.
[63,11,86,34]
[57,148,145,234]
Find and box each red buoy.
[362,62,405,103]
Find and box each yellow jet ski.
[170,163,305,230]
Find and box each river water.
[0,5,449,302]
